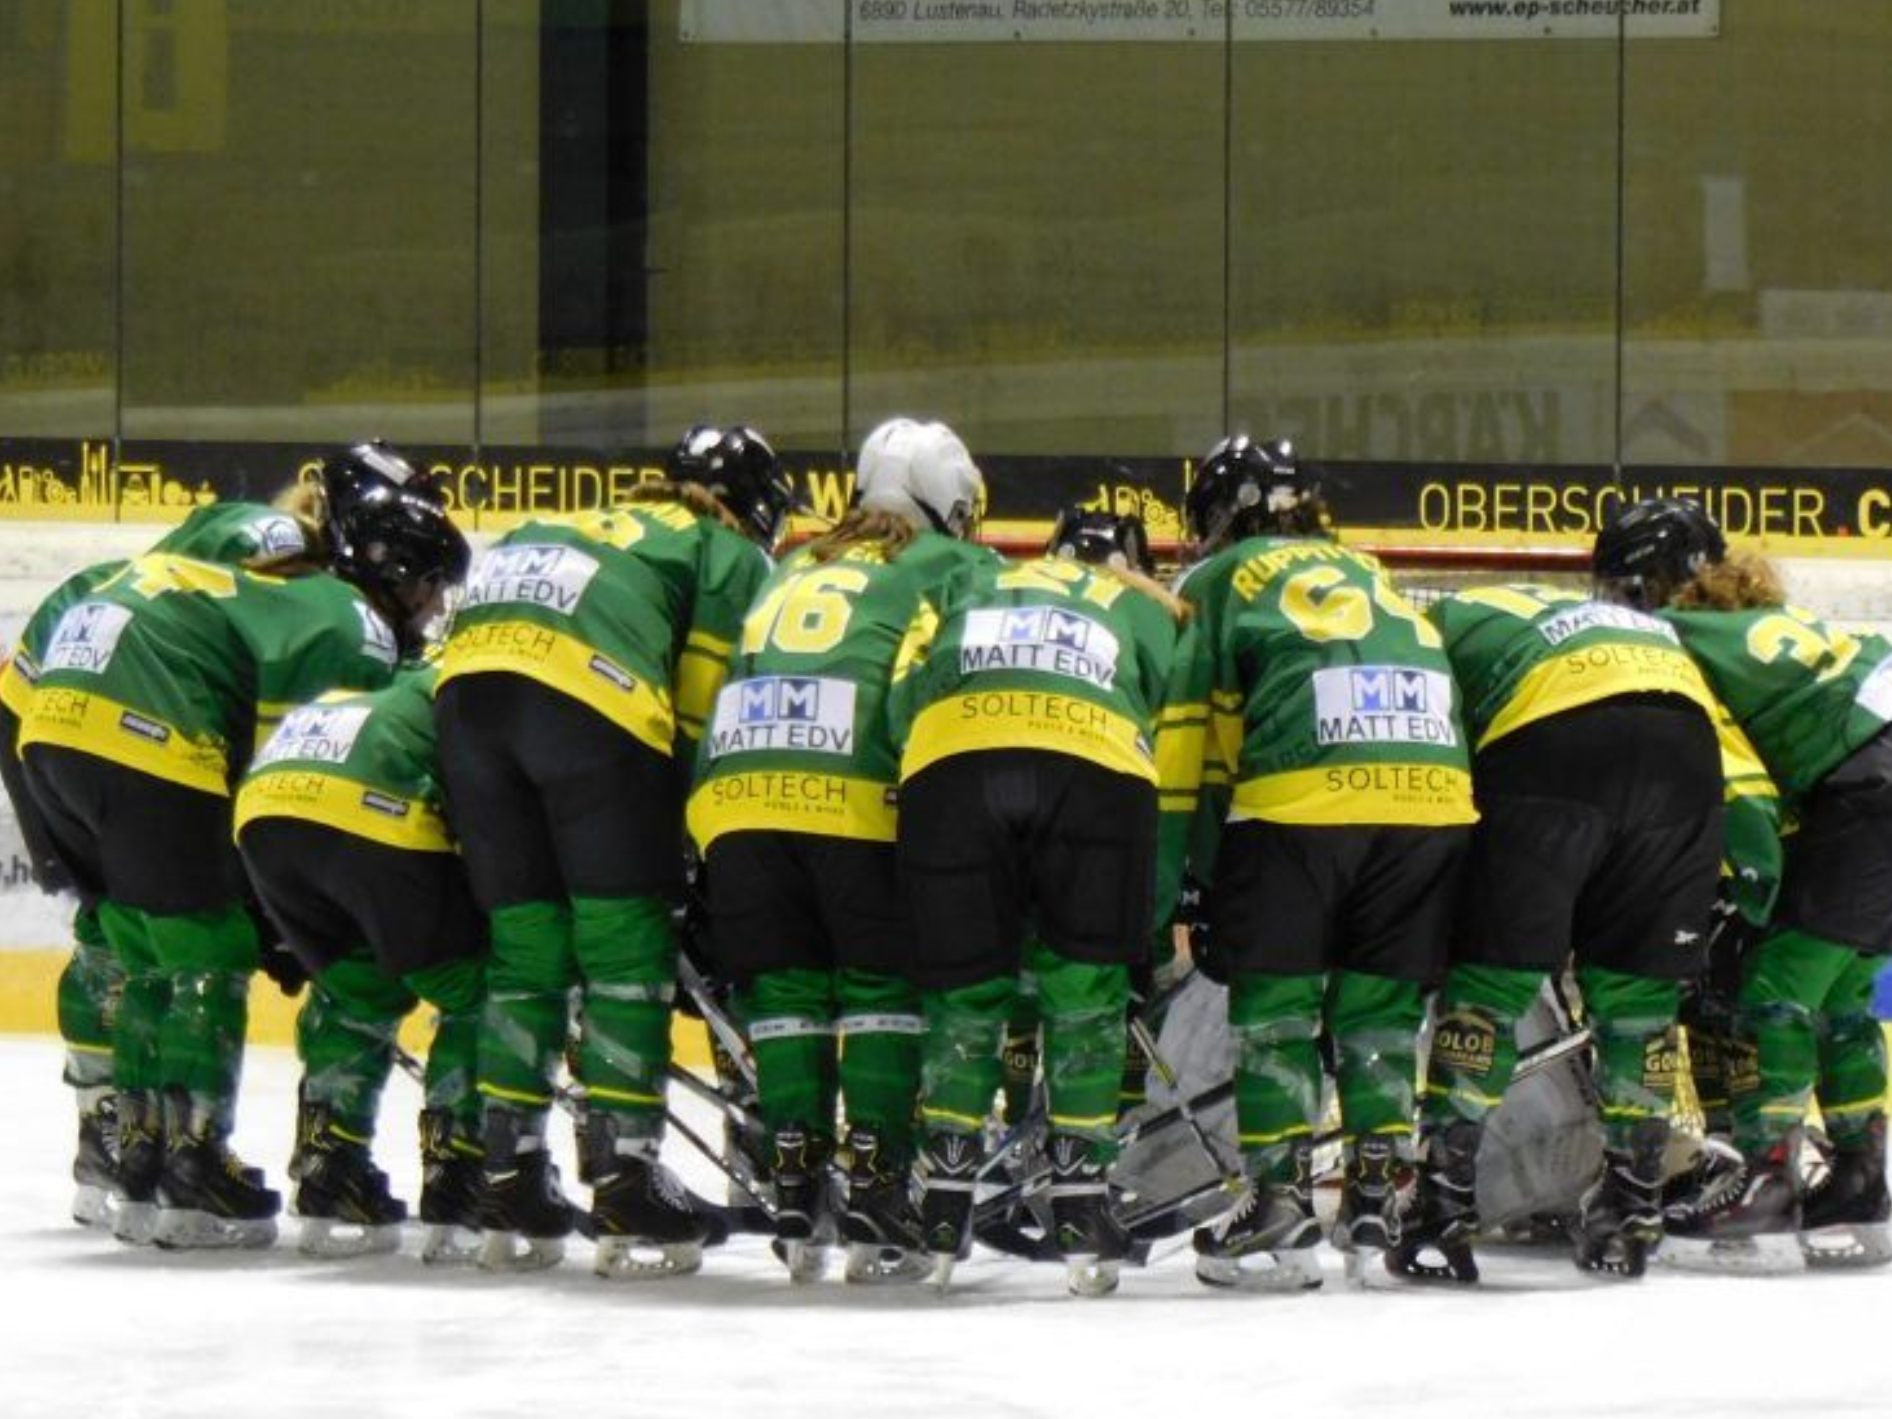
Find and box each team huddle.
[3,420,1888,1296]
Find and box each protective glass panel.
[0,0,117,439]
[118,1,477,443]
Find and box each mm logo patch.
[709,675,857,758]
[960,606,1120,689]
[1312,666,1458,747]
[44,602,135,676]
[254,703,372,768]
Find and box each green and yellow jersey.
[19,554,400,797]
[236,665,451,854]
[1166,536,1477,831]
[889,555,1187,788]
[1663,603,1892,801]
[686,530,996,851]
[438,500,770,760]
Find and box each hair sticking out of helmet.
[854,418,985,541]
[1184,435,1324,552]
[1047,507,1155,575]
[1591,497,1727,611]
[666,424,797,550]
[330,488,470,657]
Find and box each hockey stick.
[676,953,758,1090]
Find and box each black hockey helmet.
[667,424,798,550]
[331,486,470,653]
[321,438,443,528]
[1592,497,1725,610]
[1184,435,1318,549]
[1047,506,1156,575]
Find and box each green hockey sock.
[298,955,416,1138]
[1422,963,1543,1129]
[573,894,675,1131]
[1030,942,1129,1152]
[837,968,923,1150]
[1001,976,1042,1127]
[1228,971,1325,1180]
[1816,951,1889,1146]
[1577,965,1681,1152]
[478,900,574,1110]
[58,906,120,1088]
[408,957,485,1131]
[1681,989,1737,1137]
[149,905,259,1121]
[97,901,165,1093]
[1735,929,1858,1153]
[1328,969,1424,1140]
[920,976,1015,1137]
[743,968,839,1136]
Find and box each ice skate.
[1572,1119,1667,1279]
[417,1108,485,1265]
[110,1089,163,1246]
[586,1115,716,1280]
[840,1127,929,1285]
[1661,1134,1745,1220]
[152,1090,280,1251]
[1046,1133,1131,1298]
[71,1090,117,1230]
[767,1124,837,1284]
[1798,1116,1892,1269]
[1662,1138,1804,1275]
[477,1107,576,1272]
[290,1100,407,1259]
[1386,1121,1481,1285]
[1332,1134,1403,1287]
[1193,1142,1323,1292]
[917,1131,983,1291]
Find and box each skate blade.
[297,1216,404,1260]
[1341,1245,1388,1288]
[927,1253,958,1293]
[844,1242,931,1285]
[1573,1232,1655,1280]
[771,1237,831,1284]
[111,1199,159,1246]
[1194,1248,1323,1292]
[593,1235,703,1280]
[152,1208,278,1251]
[420,1223,483,1266]
[1799,1221,1892,1269]
[1661,1232,1804,1276]
[1064,1256,1121,1298]
[1384,1239,1479,1285]
[477,1229,565,1272]
[72,1183,113,1230]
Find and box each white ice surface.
[0,1035,1884,1419]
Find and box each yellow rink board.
[0,949,713,1069]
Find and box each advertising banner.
[681,0,1720,45]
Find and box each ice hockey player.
[434,425,788,1275]
[16,487,463,1249]
[1161,435,1476,1290]
[235,651,494,1262]
[1594,497,1892,1272]
[994,509,1174,1134]
[0,440,450,1235]
[890,503,1191,1296]
[687,416,994,1283]
[1397,576,1728,1281]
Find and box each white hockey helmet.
[854,417,984,539]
